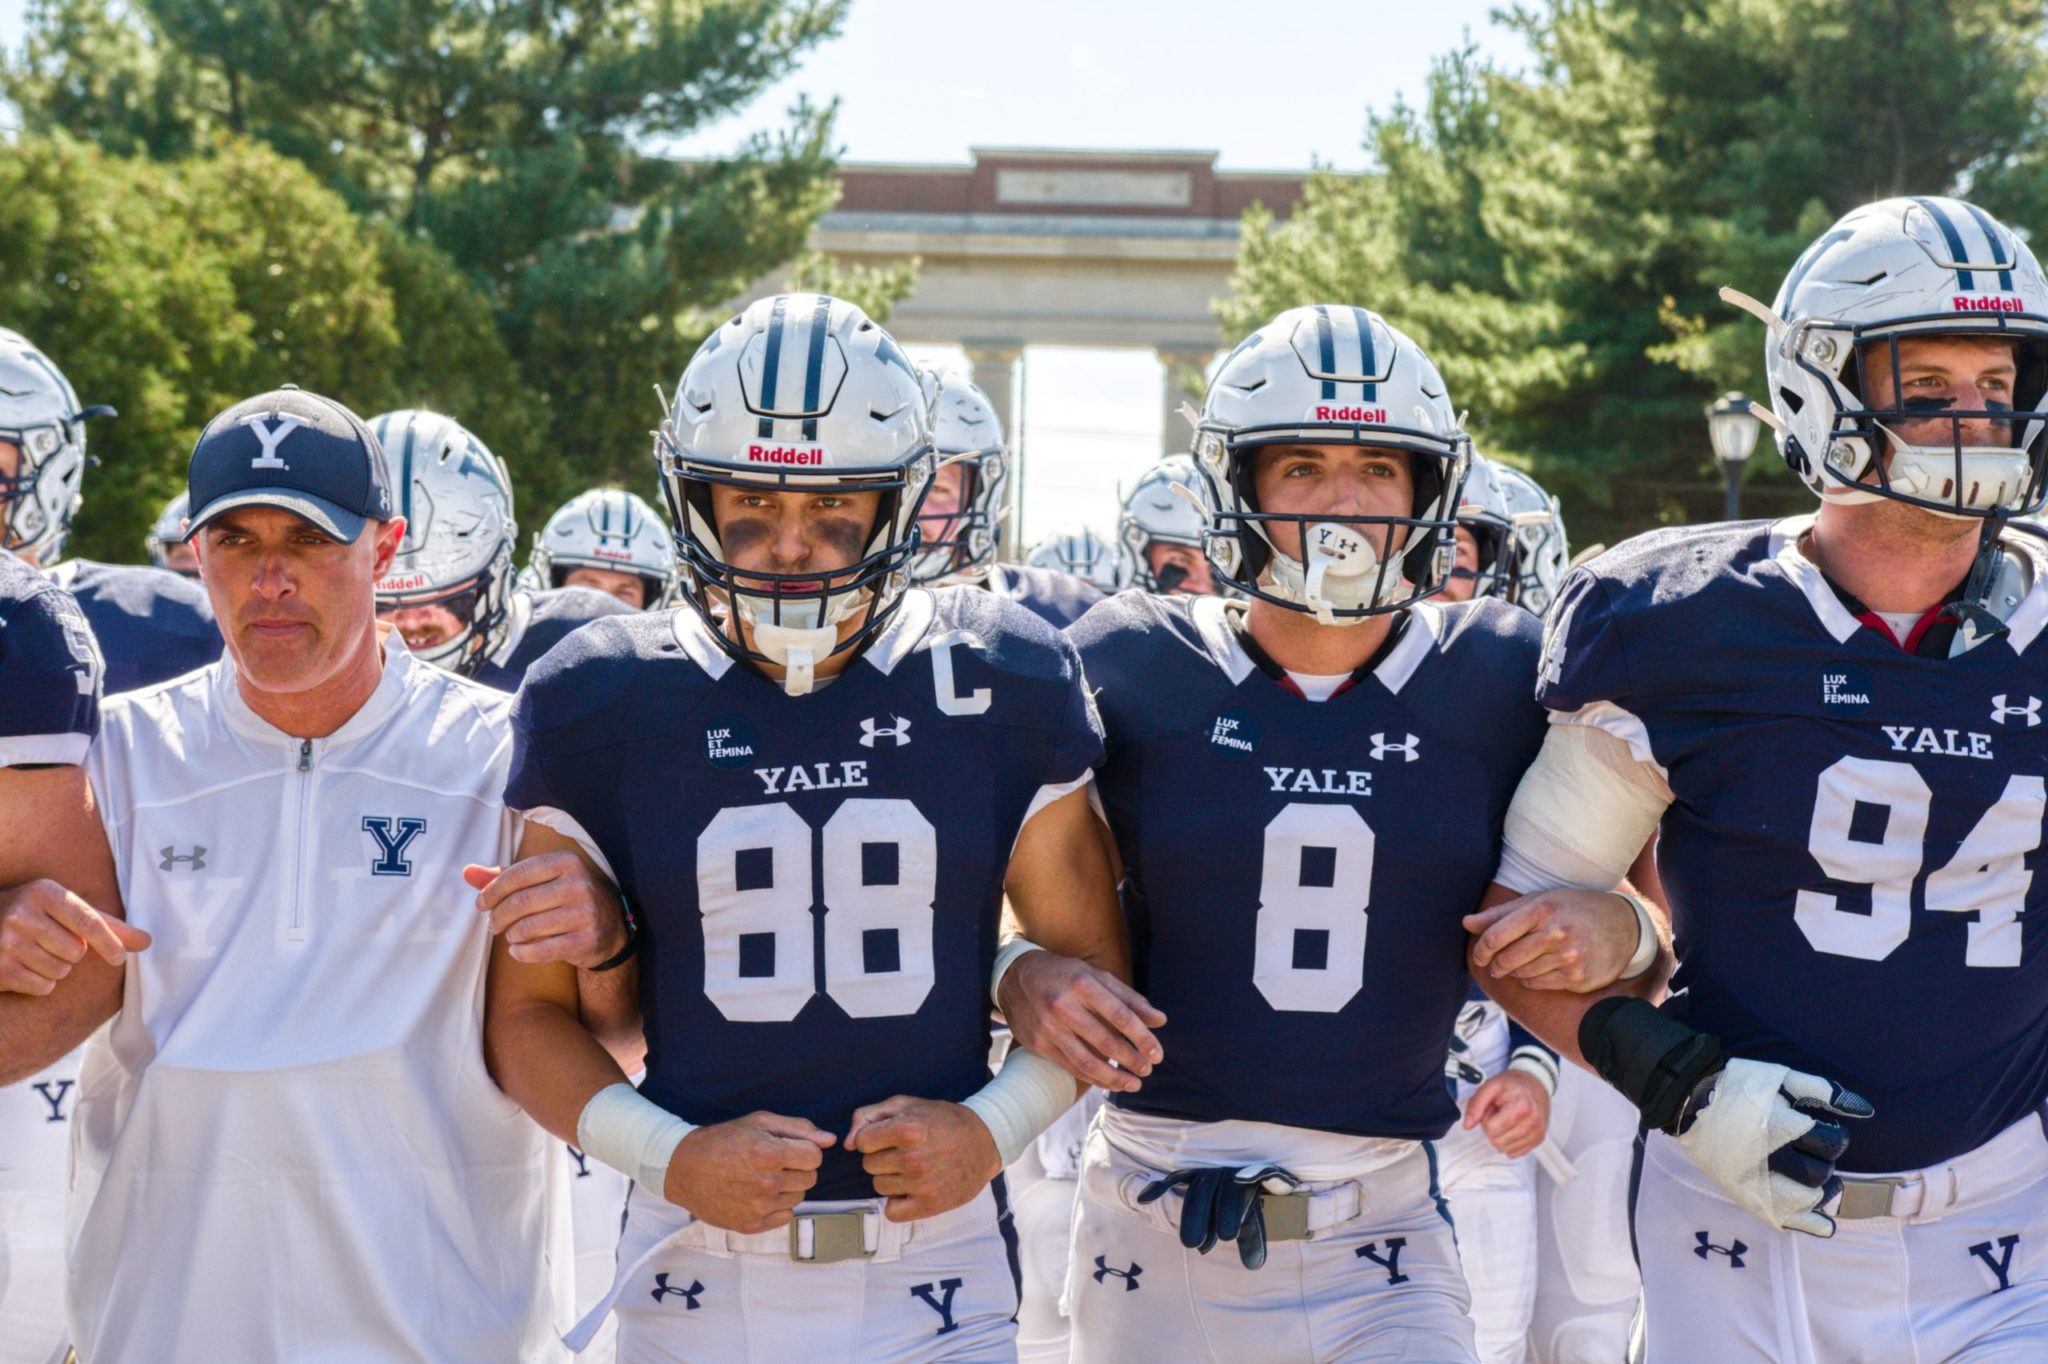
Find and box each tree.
[1225,0,2048,546]
[5,0,914,532]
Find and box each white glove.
[1673,1058,1873,1238]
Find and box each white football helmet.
[370,409,518,675]
[1452,452,1514,600]
[1732,196,2048,519]
[656,293,933,695]
[910,367,1009,585]
[531,487,674,608]
[1193,304,1470,623]
[0,327,115,563]
[1494,463,1571,615]
[1118,454,1212,593]
[1025,525,1131,593]
[144,491,194,575]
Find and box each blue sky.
[0,0,1527,544]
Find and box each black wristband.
[588,895,640,973]
[1579,997,1725,1134]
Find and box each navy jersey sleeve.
[0,571,101,766]
[1533,567,1634,714]
[1043,630,1106,787]
[504,617,641,832]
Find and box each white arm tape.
[577,1082,694,1193]
[1617,891,1659,981]
[1508,1047,1561,1097]
[991,936,1046,1011]
[1496,719,1673,894]
[959,1046,1079,1167]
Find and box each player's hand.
[846,1096,1001,1223]
[997,950,1165,1094]
[1464,1070,1551,1159]
[465,855,628,969]
[1675,1058,1874,1238]
[0,878,150,995]
[663,1111,836,1234]
[1464,888,1645,992]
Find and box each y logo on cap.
[240,412,307,470]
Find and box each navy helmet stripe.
[1351,306,1378,402]
[1913,198,1976,291]
[1314,306,1337,401]
[800,295,831,441]
[1959,201,2016,292]
[399,415,418,532]
[757,294,790,438]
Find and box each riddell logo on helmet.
[1310,405,1388,424]
[746,443,827,466]
[377,573,430,592]
[1952,295,2027,314]
[591,547,634,561]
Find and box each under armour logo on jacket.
[159,846,207,871]
[1369,732,1420,762]
[859,715,913,748]
[650,1273,703,1308]
[1092,1257,1142,1290]
[909,1279,962,1334]
[1991,694,2043,727]
[1695,1231,1747,1268]
[361,816,427,876]
[239,412,306,470]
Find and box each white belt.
[1095,1138,1430,1244]
[1833,1106,2048,1223]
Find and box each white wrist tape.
[577,1082,695,1193]
[1508,1047,1561,1096]
[1617,892,1659,981]
[990,936,1046,1011]
[959,1046,1078,1167]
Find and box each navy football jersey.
[1541,517,2048,1171]
[471,586,633,691]
[46,559,219,694]
[506,590,1103,1198]
[1071,592,1547,1139]
[1,549,100,766]
[986,562,1104,629]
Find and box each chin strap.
[1942,511,2018,651]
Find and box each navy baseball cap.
[186,387,394,543]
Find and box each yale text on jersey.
[1880,725,1994,761]
[755,760,871,795]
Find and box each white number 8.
[1252,803,1375,1012]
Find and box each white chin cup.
[1876,427,2036,516]
[738,592,866,696]
[1267,520,1390,626]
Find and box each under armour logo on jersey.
[1369,732,1421,763]
[32,1079,74,1122]
[1970,1235,2020,1292]
[1091,1257,1142,1290]
[239,411,306,470]
[361,816,427,876]
[909,1279,963,1334]
[1355,1238,1409,1284]
[650,1273,703,1309]
[1991,694,2043,727]
[159,846,207,871]
[859,715,913,748]
[1694,1232,1747,1268]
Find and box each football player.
[1117,453,1220,596]
[1441,453,1516,605]
[1475,196,2048,1360]
[482,294,1163,1362]
[1065,303,1550,1362]
[531,487,677,610]
[143,491,200,578]
[0,549,113,1364]
[1492,465,1570,616]
[370,409,630,690]
[910,367,1107,627]
[1024,524,1130,595]
[0,327,220,691]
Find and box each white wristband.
[1617,892,1659,981]
[959,1046,1078,1167]
[991,936,1046,1011]
[577,1082,695,1193]
[1508,1047,1561,1097]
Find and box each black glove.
[1137,1163,1300,1269]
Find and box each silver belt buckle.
[1260,1191,1311,1242]
[1836,1176,1905,1221]
[791,1210,871,1263]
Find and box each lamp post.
[1706,391,1762,521]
